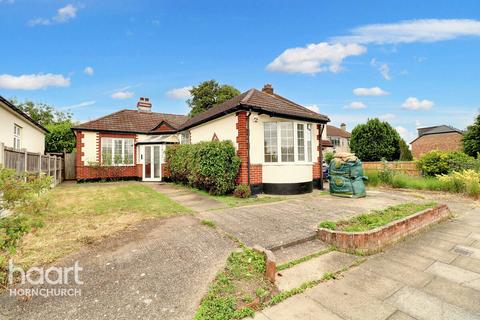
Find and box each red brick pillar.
[236,112,249,185]
[75,131,85,180]
[314,124,324,189]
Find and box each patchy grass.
[277,247,335,271]
[173,183,285,208]
[13,182,190,268]
[201,219,216,228]
[319,202,437,232]
[194,248,276,320]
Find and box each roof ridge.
[123,109,187,117]
[76,109,129,127]
[270,92,321,116]
[240,88,256,104]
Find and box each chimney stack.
[340,123,347,131]
[262,84,274,95]
[137,97,152,112]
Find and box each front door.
[143,145,162,181]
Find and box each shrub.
[165,141,241,195]
[463,114,480,157]
[233,184,251,198]
[416,150,477,176]
[437,170,480,197]
[318,220,336,230]
[399,139,413,161]
[324,152,334,165]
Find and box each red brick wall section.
[411,132,463,159]
[317,204,451,254]
[236,112,249,185]
[313,124,323,180]
[161,163,170,179]
[250,164,262,185]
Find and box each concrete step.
[272,238,329,265]
[275,251,357,291]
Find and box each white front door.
[143,145,162,181]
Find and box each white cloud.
[379,113,396,121]
[166,86,192,100]
[396,126,416,143]
[111,91,134,99]
[371,59,391,80]
[306,104,320,113]
[266,42,366,74]
[402,97,434,110]
[84,66,94,76]
[333,19,480,44]
[344,101,367,109]
[0,73,70,90]
[60,100,96,110]
[353,86,388,96]
[29,4,78,26]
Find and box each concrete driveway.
[198,189,440,250]
[0,216,235,320]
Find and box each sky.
[1,0,480,143]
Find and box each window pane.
[280,122,294,162]
[144,146,151,178]
[154,146,160,178]
[114,140,123,164]
[101,138,113,165]
[264,122,278,162]
[124,139,134,164]
[297,124,305,161]
[306,125,312,162]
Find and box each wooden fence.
[363,161,420,176]
[0,143,64,186]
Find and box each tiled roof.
[411,125,463,143]
[326,125,351,138]
[0,95,49,133]
[180,88,330,130]
[73,109,188,134]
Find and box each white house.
[0,96,48,154]
[73,84,331,194]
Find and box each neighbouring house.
[324,123,351,154]
[0,95,48,154]
[73,84,331,194]
[411,125,464,158]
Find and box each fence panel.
[4,147,25,174]
[363,161,420,176]
[64,152,76,180]
[27,153,40,172]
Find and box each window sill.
[262,162,315,166]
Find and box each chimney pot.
[262,84,274,95]
[137,97,152,112]
[340,123,347,131]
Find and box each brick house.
[411,125,464,158]
[324,123,351,154]
[73,84,330,194]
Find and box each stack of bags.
[328,152,367,198]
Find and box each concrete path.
[147,182,227,212]
[198,189,437,250]
[0,216,236,320]
[254,207,480,320]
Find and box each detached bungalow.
[73,84,330,194]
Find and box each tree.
[350,118,401,161]
[9,98,76,153]
[399,139,413,161]
[463,114,480,157]
[187,80,240,117]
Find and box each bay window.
[101,137,134,165]
[264,121,314,163]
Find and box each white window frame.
[101,137,135,166]
[13,124,22,149]
[263,121,314,165]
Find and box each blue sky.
[1,0,480,143]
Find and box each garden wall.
[363,161,420,176]
[317,204,451,254]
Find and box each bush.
[399,139,413,161]
[318,221,336,230]
[416,150,477,176]
[233,184,251,198]
[437,170,480,197]
[324,152,334,165]
[165,141,241,195]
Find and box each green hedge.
[416,150,478,176]
[165,141,241,195]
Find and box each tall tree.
[9,98,76,153]
[187,80,240,117]
[399,138,413,161]
[350,118,401,161]
[463,114,480,157]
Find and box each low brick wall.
[363,161,420,176]
[317,204,451,254]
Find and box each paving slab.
[385,286,480,320]
[423,277,480,314]
[307,279,397,320]
[380,248,435,271]
[425,261,480,288]
[386,311,416,320]
[452,255,480,274]
[453,245,480,260]
[395,242,459,264]
[273,239,329,265]
[276,251,357,291]
[258,294,343,320]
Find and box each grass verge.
[12,182,191,268]
[194,247,276,320]
[319,202,437,232]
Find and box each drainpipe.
[319,124,325,190]
[246,111,251,187]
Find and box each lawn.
[13,181,190,268]
[319,202,437,232]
